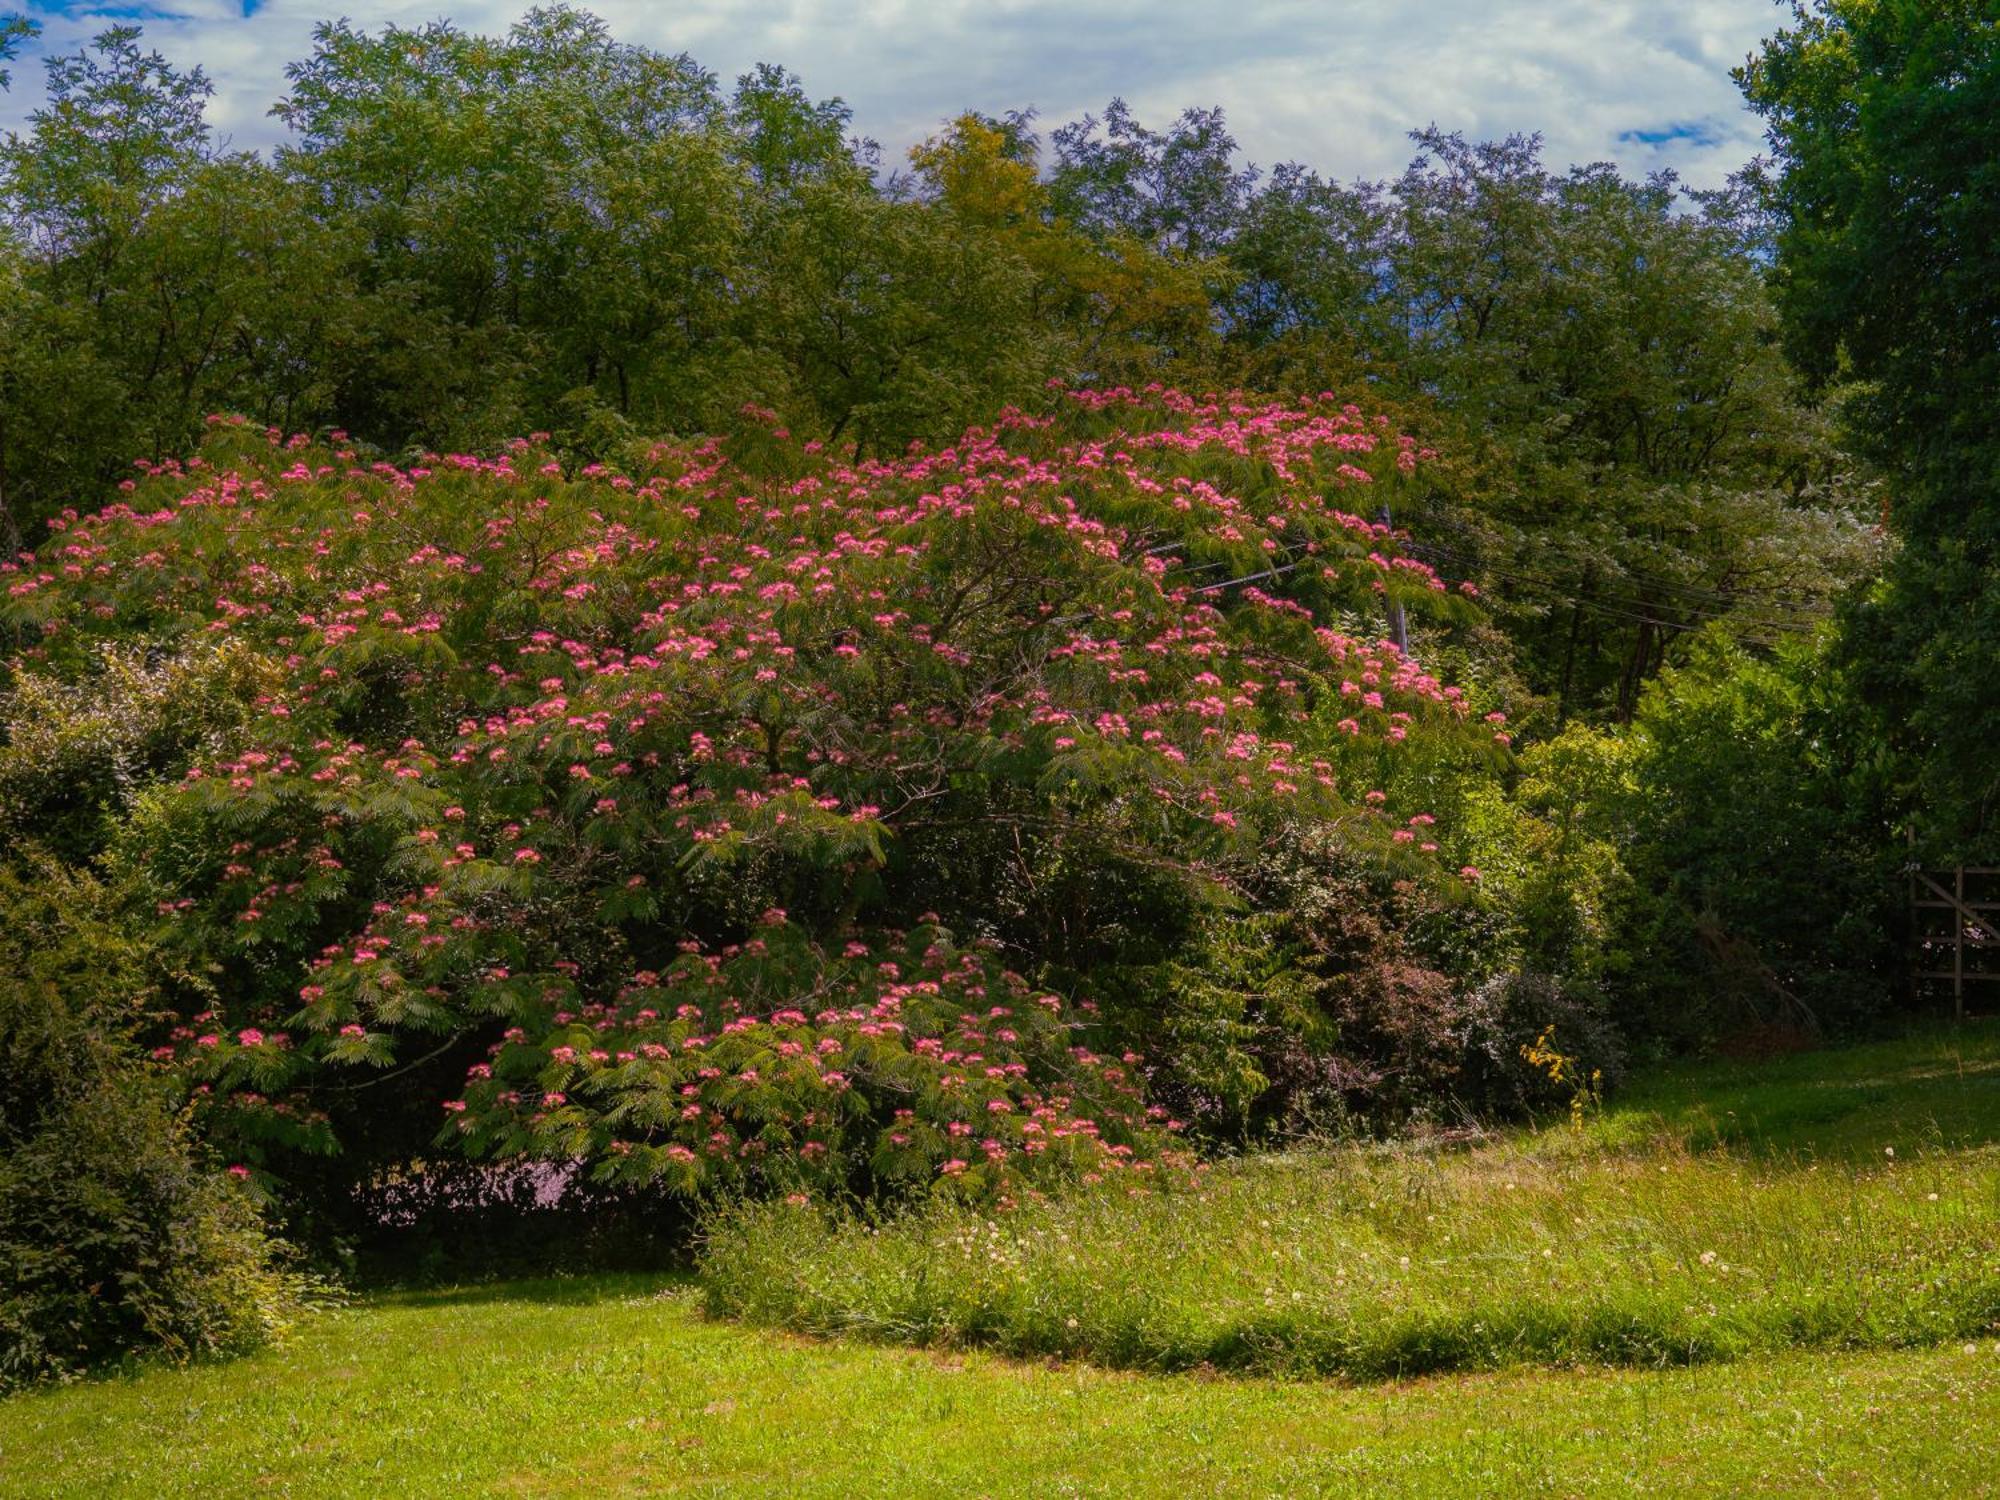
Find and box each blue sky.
[2,1,1788,187]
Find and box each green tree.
[1741,0,2000,850]
[905,112,1214,387]
[1220,161,1393,381]
[728,61,872,194]
[1049,99,1257,262]
[1621,631,1899,1041]
[2,26,211,297]
[1380,131,1876,721]
[0,13,35,92]
[749,177,1052,454]
[274,7,746,445]
[0,29,344,538]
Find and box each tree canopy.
[1741,0,2000,850]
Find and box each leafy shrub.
[1620,631,1899,1045]
[1434,637,1906,1060]
[0,1067,305,1387]
[1246,829,1508,1128]
[1457,971,1626,1113]
[1458,725,1637,987]
[1126,816,1620,1135]
[0,861,308,1387]
[0,640,278,861]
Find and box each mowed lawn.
[5,1026,2000,1498]
[3,1277,1999,1499]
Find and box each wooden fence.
[1909,866,2000,1020]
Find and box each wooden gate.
[1909,866,2000,1020]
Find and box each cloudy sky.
[3,1,1788,187]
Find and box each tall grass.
[701,1032,2000,1379]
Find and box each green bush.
[1123,813,1625,1138]
[1620,631,1899,1045]
[0,640,278,863]
[1458,725,1637,987]
[0,861,310,1388]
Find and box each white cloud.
[2,0,1787,186]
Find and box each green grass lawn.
[3,1276,1999,1498]
[6,1026,2000,1498]
[1574,1023,2000,1159]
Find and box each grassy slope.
[702,1026,2000,1377]
[1573,1023,2000,1158]
[2,1277,1999,1498]
[5,1028,2000,1497]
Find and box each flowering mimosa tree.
[2,387,1499,1202]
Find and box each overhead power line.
[1125,530,1829,649]
[1400,540,1832,632]
[1403,536,1836,616]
